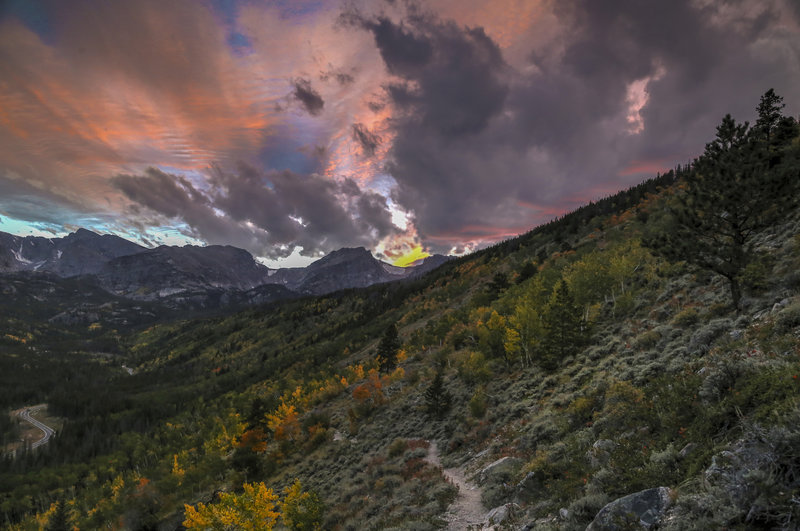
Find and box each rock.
[559,507,570,520]
[586,487,673,530]
[678,443,698,460]
[729,329,743,341]
[771,298,790,313]
[753,308,770,321]
[485,503,519,526]
[702,442,774,507]
[479,456,523,485]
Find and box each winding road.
[17,405,56,449]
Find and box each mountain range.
[0,229,449,309]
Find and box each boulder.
[479,456,523,485]
[586,487,673,530]
[485,503,519,527]
[678,442,698,460]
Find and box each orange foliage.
[237,428,268,453]
[352,384,372,403]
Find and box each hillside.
[2,93,800,530]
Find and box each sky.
[0,0,798,267]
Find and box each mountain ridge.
[0,230,452,306]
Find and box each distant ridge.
[0,230,451,307]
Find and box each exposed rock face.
[586,487,673,530]
[271,247,397,295]
[96,245,272,299]
[0,228,145,276]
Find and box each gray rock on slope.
[586,487,673,530]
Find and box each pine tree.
[377,323,401,372]
[46,499,71,531]
[755,88,784,143]
[540,280,584,370]
[424,369,452,419]
[646,90,799,311]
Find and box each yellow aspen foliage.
[184,482,280,530]
[172,454,186,480]
[387,366,405,383]
[111,474,125,501]
[281,479,324,530]
[348,364,365,380]
[266,403,301,442]
[204,413,245,455]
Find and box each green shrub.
[388,438,408,458]
[672,307,699,327]
[468,388,488,418]
[633,329,661,350]
[775,302,800,333]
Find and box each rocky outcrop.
[0,228,145,276]
[96,245,273,299]
[586,487,673,530]
[484,502,519,528]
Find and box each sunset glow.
[0,0,797,264]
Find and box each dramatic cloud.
[1,0,798,261]
[348,0,800,252]
[112,165,397,259]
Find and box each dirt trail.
[426,440,487,530]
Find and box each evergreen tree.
[646,90,799,311]
[488,272,509,295]
[46,499,71,531]
[540,280,584,370]
[755,88,784,143]
[516,261,538,284]
[424,369,452,419]
[377,323,401,372]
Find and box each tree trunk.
[728,276,742,313]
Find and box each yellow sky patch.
[392,245,430,267]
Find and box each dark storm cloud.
[353,12,508,137]
[291,78,325,116]
[111,168,256,249]
[352,0,800,252]
[352,123,381,156]
[320,68,355,85]
[113,166,397,259]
